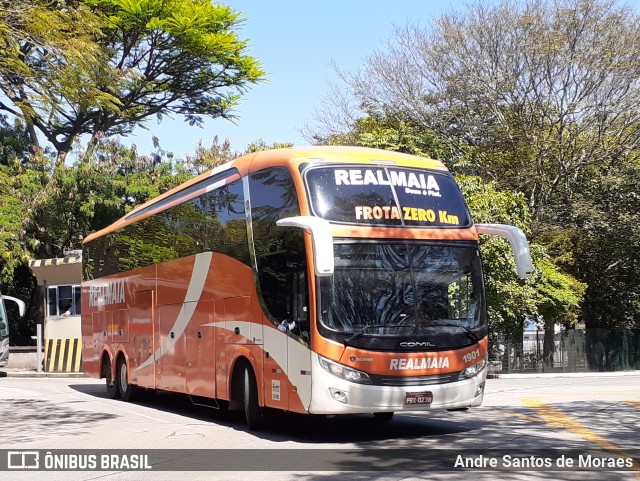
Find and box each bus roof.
[83,146,447,244]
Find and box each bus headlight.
[318,356,372,384]
[458,356,487,380]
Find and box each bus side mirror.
[3,296,26,317]
[276,216,334,277]
[476,223,533,279]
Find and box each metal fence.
[489,329,640,374]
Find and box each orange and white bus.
[81,146,531,428]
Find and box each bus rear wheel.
[103,360,119,399]
[243,365,265,430]
[117,356,139,402]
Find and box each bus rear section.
[81,146,531,427]
[0,292,26,367]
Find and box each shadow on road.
[68,380,640,452]
[2,397,117,445]
[68,382,479,444]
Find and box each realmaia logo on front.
[390,357,450,370]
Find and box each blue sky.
[127,1,457,157]
[127,0,640,158]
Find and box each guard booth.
[29,251,83,373]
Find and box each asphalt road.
[1,373,639,480]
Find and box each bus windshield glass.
[317,243,486,350]
[304,165,471,228]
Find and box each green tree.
[0,0,264,162]
[310,114,456,161]
[0,121,49,343]
[535,257,587,368]
[24,137,189,262]
[0,115,31,166]
[244,139,294,153]
[456,174,537,336]
[0,137,50,282]
[570,160,640,327]
[183,136,236,175]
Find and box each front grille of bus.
[369,372,460,387]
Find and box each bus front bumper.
[308,361,487,414]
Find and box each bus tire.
[103,359,119,399]
[373,412,394,421]
[243,365,265,430]
[117,356,139,402]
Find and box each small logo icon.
[8,451,40,469]
[349,356,373,362]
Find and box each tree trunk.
[55,150,67,167]
[26,123,40,149]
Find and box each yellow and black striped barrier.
[44,338,82,373]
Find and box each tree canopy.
[0,0,264,161]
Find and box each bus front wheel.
[117,356,139,402]
[243,365,265,430]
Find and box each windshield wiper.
[344,323,389,346]
[390,314,417,329]
[425,321,481,344]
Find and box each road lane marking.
[509,391,640,399]
[522,397,640,477]
[492,409,544,423]
[624,400,640,410]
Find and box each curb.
[0,369,87,378]
[488,370,640,379]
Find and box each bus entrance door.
[156,302,188,392]
[263,315,289,411]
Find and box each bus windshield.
[317,242,486,350]
[304,165,471,228]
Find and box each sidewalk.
[0,368,87,378]
[490,369,640,379]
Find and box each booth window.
[47,285,81,317]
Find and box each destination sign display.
[304,166,471,227]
